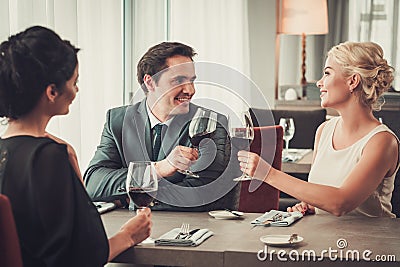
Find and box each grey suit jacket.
[84,99,235,211]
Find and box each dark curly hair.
[137,42,196,93]
[0,26,80,119]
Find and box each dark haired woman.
[0,26,151,266]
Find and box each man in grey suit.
[84,42,235,211]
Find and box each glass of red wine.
[178,107,218,178]
[126,161,158,210]
[230,110,255,181]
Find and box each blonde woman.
[239,42,399,217]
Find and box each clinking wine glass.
[178,108,218,178]
[230,110,255,182]
[126,161,158,210]
[279,117,295,156]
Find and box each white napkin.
[251,210,303,226]
[282,149,311,163]
[282,154,302,163]
[155,228,213,246]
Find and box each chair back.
[372,110,400,217]
[238,126,283,213]
[0,194,23,267]
[392,173,400,218]
[250,108,326,149]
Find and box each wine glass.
[279,118,295,156]
[230,110,255,181]
[178,108,218,178]
[126,161,158,210]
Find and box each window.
[348,0,399,90]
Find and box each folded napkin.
[282,149,312,163]
[155,228,213,246]
[282,154,302,163]
[251,210,303,227]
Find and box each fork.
[175,223,190,239]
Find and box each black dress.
[0,136,109,267]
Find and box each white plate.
[208,210,244,219]
[93,202,116,214]
[260,235,303,246]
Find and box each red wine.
[128,187,157,208]
[190,132,214,147]
[231,136,252,151]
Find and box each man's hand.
[155,145,198,177]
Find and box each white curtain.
[0,0,124,171]
[170,0,251,114]
[2,0,252,171]
[127,0,252,115]
[125,0,168,104]
[348,0,399,90]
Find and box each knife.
[225,209,242,216]
[184,228,201,239]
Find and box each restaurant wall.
[248,0,277,108]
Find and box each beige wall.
[248,0,277,108]
[248,0,328,107]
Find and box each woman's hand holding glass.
[230,110,255,181]
[237,150,271,181]
[109,208,152,260]
[118,208,152,244]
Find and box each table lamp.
[277,0,328,97]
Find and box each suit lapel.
[123,101,199,163]
[122,99,153,165]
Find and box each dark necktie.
[152,124,163,161]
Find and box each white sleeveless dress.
[308,116,399,217]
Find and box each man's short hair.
[137,42,196,93]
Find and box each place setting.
[154,223,214,247]
[260,233,304,247]
[208,209,244,220]
[251,209,303,227]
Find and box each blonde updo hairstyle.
[327,42,394,110]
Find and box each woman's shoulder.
[1,135,51,146]
[366,125,399,149]
[1,136,67,158]
[32,138,69,160]
[315,118,337,138]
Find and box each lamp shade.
[278,0,328,35]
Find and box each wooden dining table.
[102,209,400,267]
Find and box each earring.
[350,89,354,94]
